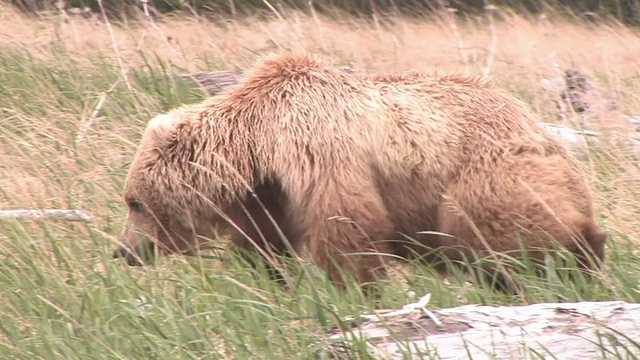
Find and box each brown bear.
[112,51,607,294]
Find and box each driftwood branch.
[0,209,94,222]
[313,294,640,359]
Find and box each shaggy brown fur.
[113,52,607,293]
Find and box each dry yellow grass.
[3,4,640,80]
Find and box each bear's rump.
[431,154,598,263]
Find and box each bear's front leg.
[290,186,397,296]
[221,181,295,287]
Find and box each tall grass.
[1,4,640,359]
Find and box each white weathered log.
[537,120,640,168]
[0,209,94,222]
[537,121,601,152]
[314,294,640,360]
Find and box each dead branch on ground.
[0,209,94,222]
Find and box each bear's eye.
[128,199,143,213]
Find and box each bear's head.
[112,104,242,266]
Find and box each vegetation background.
[1,0,640,359]
[8,0,640,25]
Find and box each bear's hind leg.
[434,156,606,294]
[574,220,607,272]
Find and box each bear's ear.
[142,112,182,148]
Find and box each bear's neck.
[175,109,258,208]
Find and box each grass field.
[1,3,640,359]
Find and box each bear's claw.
[112,246,145,267]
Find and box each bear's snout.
[112,243,156,266]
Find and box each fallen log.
[177,70,244,96]
[0,209,94,222]
[176,67,355,96]
[312,294,640,360]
